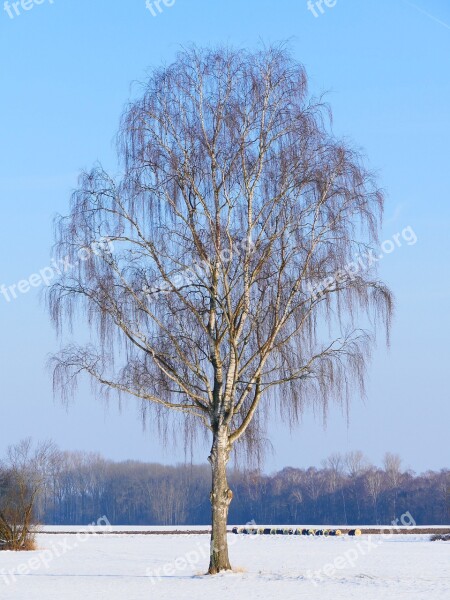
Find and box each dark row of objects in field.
[232,526,361,536]
[431,534,450,541]
[40,527,450,536]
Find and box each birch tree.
[48,45,393,573]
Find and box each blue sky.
[0,0,449,473]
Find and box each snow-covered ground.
[0,531,449,599]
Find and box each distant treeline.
[33,450,449,526]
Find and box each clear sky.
[0,0,449,473]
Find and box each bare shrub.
[0,439,57,551]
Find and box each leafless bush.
[0,439,58,551]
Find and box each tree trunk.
[208,427,233,574]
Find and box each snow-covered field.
[1,530,449,599]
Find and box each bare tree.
[365,468,383,523]
[383,452,402,518]
[48,45,393,572]
[345,450,369,478]
[383,452,402,485]
[0,440,57,551]
[323,453,347,523]
[345,450,370,520]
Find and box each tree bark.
[208,427,233,574]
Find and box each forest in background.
[31,450,448,526]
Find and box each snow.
[0,530,449,599]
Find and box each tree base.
[208,564,232,575]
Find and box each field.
[0,528,449,599]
